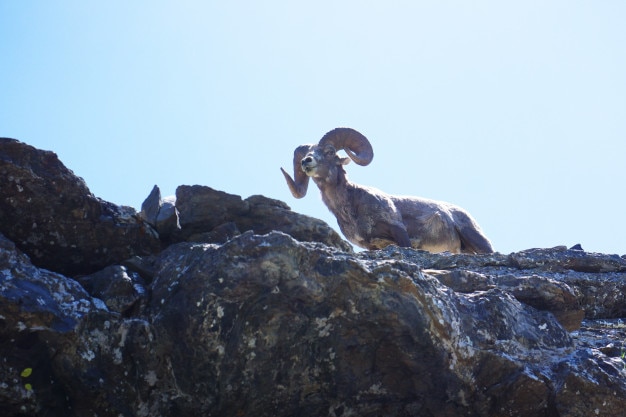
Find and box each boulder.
[173,184,353,252]
[149,232,578,416]
[0,233,107,416]
[139,185,180,241]
[0,138,160,276]
[75,265,148,316]
[2,139,626,417]
[373,245,626,324]
[1,230,625,417]
[1,137,353,276]
[425,270,584,331]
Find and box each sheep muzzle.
[301,155,318,175]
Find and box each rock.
[75,265,148,316]
[175,184,249,237]
[148,232,580,416]
[558,271,626,320]
[156,196,179,238]
[2,139,626,416]
[370,245,626,326]
[0,233,101,333]
[173,185,353,252]
[139,185,161,225]
[0,138,160,276]
[140,185,352,252]
[489,274,584,332]
[2,229,625,417]
[139,185,180,241]
[425,269,584,331]
[509,246,626,273]
[554,347,626,417]
[242,194,352,252]
[0,233,106,416]
[121,255,159,283]
[186,221,240,244]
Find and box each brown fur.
[281,128,493,254]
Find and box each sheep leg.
[451,209,494,254]
[388,223,412,248]
[457,227,493,254]
[367,223,411,249]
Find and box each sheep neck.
[313,170,356,220]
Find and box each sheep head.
[281,128,374,198]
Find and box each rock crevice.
[1,138,625,417]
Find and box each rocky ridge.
[1,138,625,417]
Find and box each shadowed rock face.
[171,184,354,252]
[0,139,351,276]
[2,230,626,417]
[1,139,626,417]
[0,138,161,276]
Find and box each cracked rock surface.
[0,138,160,276]
[2,231,625,417]
[1,139,625,417]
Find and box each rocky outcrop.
[139,183,353,251]
[2,230,626,417]
[1,139,626,417]
[0,138,161,276]
[0,139,351,277]
[169,184,353,252]
[139,185,179,241]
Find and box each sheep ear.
[340,157,351,166]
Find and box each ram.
[281,128,494,254]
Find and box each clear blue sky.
[1,1,625,255]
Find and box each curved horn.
[280,144,312,199]
[318,127,374,166]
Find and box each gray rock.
[425,269,584,331]
[0,233,106,416]
[242,194,353,252]
[175,184,249,237]
[139,184,161,225]
[509,246,626,273]
[173,185,353,252]
[139,185,180,241]
[186,221,240,244]
[76,265,148,316]
[156,195,179,239]
[0,138,160,275]
[3,228,625,417]
[370,245,626,323]
[2,139,626,417]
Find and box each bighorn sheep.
[281,128,494,254]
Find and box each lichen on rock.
[1,139,625,417]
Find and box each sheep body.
[281,128,493,254]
